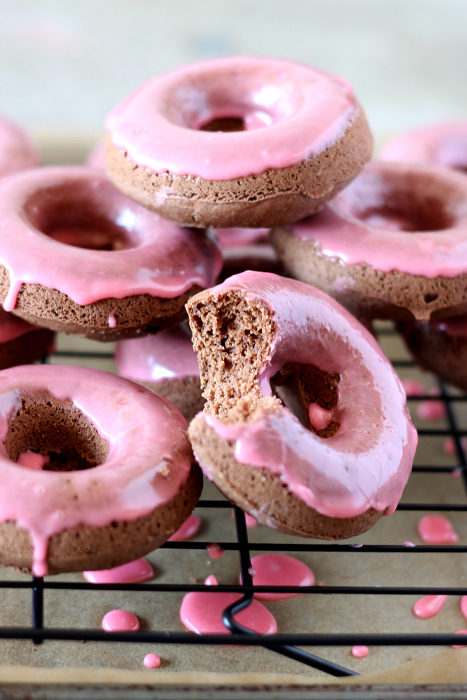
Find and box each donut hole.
[4,393,109,471]
[200,117,245,133]
[24,183,135,251]
[335,166,459,232]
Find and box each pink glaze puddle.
[460,596,467,619]
[403,541,416,547]
[143,653,161,669]
[168,514,202,542]
[207,543,225,559]
[16,452,50,470]
[231,510,258,528]
[245,554,315,600]
[413,594,448,619]
[416,400,446,421]
[180,592,277,636]
[443,437,467,456]
[417,515,459,544]
[401,379,426,397]
[452,630,467,648]
[308,403,333,432]
[102,609,140,632]
[351,645,369,658]
[205,575,218,586]
[84,558,154,584]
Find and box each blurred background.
[0,0,465,155]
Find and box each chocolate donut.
[105,56,372,228]
[187,272,417,540]
[0,307,54,370]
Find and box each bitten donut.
[0,364,202,575]
[115,324,205,422]
[271,161,467,322]
[187,272,417,540]
[379,121,467,172]
[0,307,54,370]
[0,114,39,179]
[0,166,222,341]
[105,56,373,228]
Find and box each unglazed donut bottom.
[271,162,467,322]
[0,365,202,575]
[187,272,417,540]
[0,167,221,341]
[105,57,373,228]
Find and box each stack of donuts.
[0,56,420,576]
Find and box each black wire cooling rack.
[1,323,467,680]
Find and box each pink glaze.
[379,122,467,171]
[102,609,139,632]
[84,558,154,584]
[106,56,360,181]
[452,630,467,648]
[432,314,467,338]
[199,272,417,520]
[207,543,225,559]
[413,594,448,619]
[0,115,39,179]
[213,228,270,249]
[351,645,369,658]
[168,514,202,541]
[0,167,221,312]
[17,451,50,470]
[115,326,199,383]
[245,513,258,528]
[205,575,218,586]
[143,653,161,668]
[180,591,277,635]
[286,162,467,281]
[416,401,446,421]
[245,554,314,600]
[460,596,467,620]
[402,379,426,397]
[403,541,416,547]
[417,515,459,544]
[0,306,44,344]
[308,403,333,432]
[452,468,463,478]
[0,364,193,576]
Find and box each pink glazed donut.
[0,166,222,341]
[0,114,39,179]
[187,272,417,539]
[0,364,202,576]
[105,56,373,228]
[379,122,467,172]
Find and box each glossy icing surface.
[247,553,315,600]
[143,653,161,668]
[0,364,193,576]
[106,56,359,180]
[115,326,199,383]
[413,594,448,619]
[417,515,459,544]
[207,543,225,559]
[180,591,277,635]
[0,115,39,179]
[84,558,154,584]
[202,272,417,519]
[379,122,467,170]
[0,167,221,311]
[286,162,467,278]
[168,513,201,541]
[102,609,140,632]
[351,645,369,658]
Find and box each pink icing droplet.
[245,513,257,528]
[452,630,467,648]
[108,312,117,328]
[417,515,459,544]
[143,653,161,668]
[460,596,467,619]
[413,594,448,619]
[205,575,218,586]
[402,379,426,397]
[443,437,467,457]
[352,645,369,658]
[17,451,50,470]
[452,468,463,478]
[403,541,416,547]
[180,592,277,635]
[84,558,154,584]
[168,514,202,541]
[102,609,140,632]
[416,400,446,421]
[245,554,315,600]
[308,403,333,432]
[207,543,225,559]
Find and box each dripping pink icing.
[0,167,221,312]
[379,122,467,171]
[213,228,270,249]
[83,558,154,584]
[452,630,467,648]
[168,514,202,541]
[413,594,448,619]
[115,326,199,383]
[245,554,314,600]
[143,653,161,668]
[207,543,225,559]
[351,645,369,658]
[17,451,50,470]
[0,114,39,179]
[102,609,140,632]
[200,272,417,519]
[0,364,193,576]
[180,591,277,635]
[417,515,459,544]
[245,513,257,528]
[105,56,359,181]
[460,596,467,620]
[286,162,467,279]
[308,403,333,432]
[205,575,218,586]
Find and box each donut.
[0,114,39,179]
[0,364,202,576]
[187,271,417,539]
[0,307,54,370]
[115,324,205,421]
[0,166,222,341]
[271,161,467,322]
[379,122,467,172]
[212,226,282,281]
[104,56,373,228]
